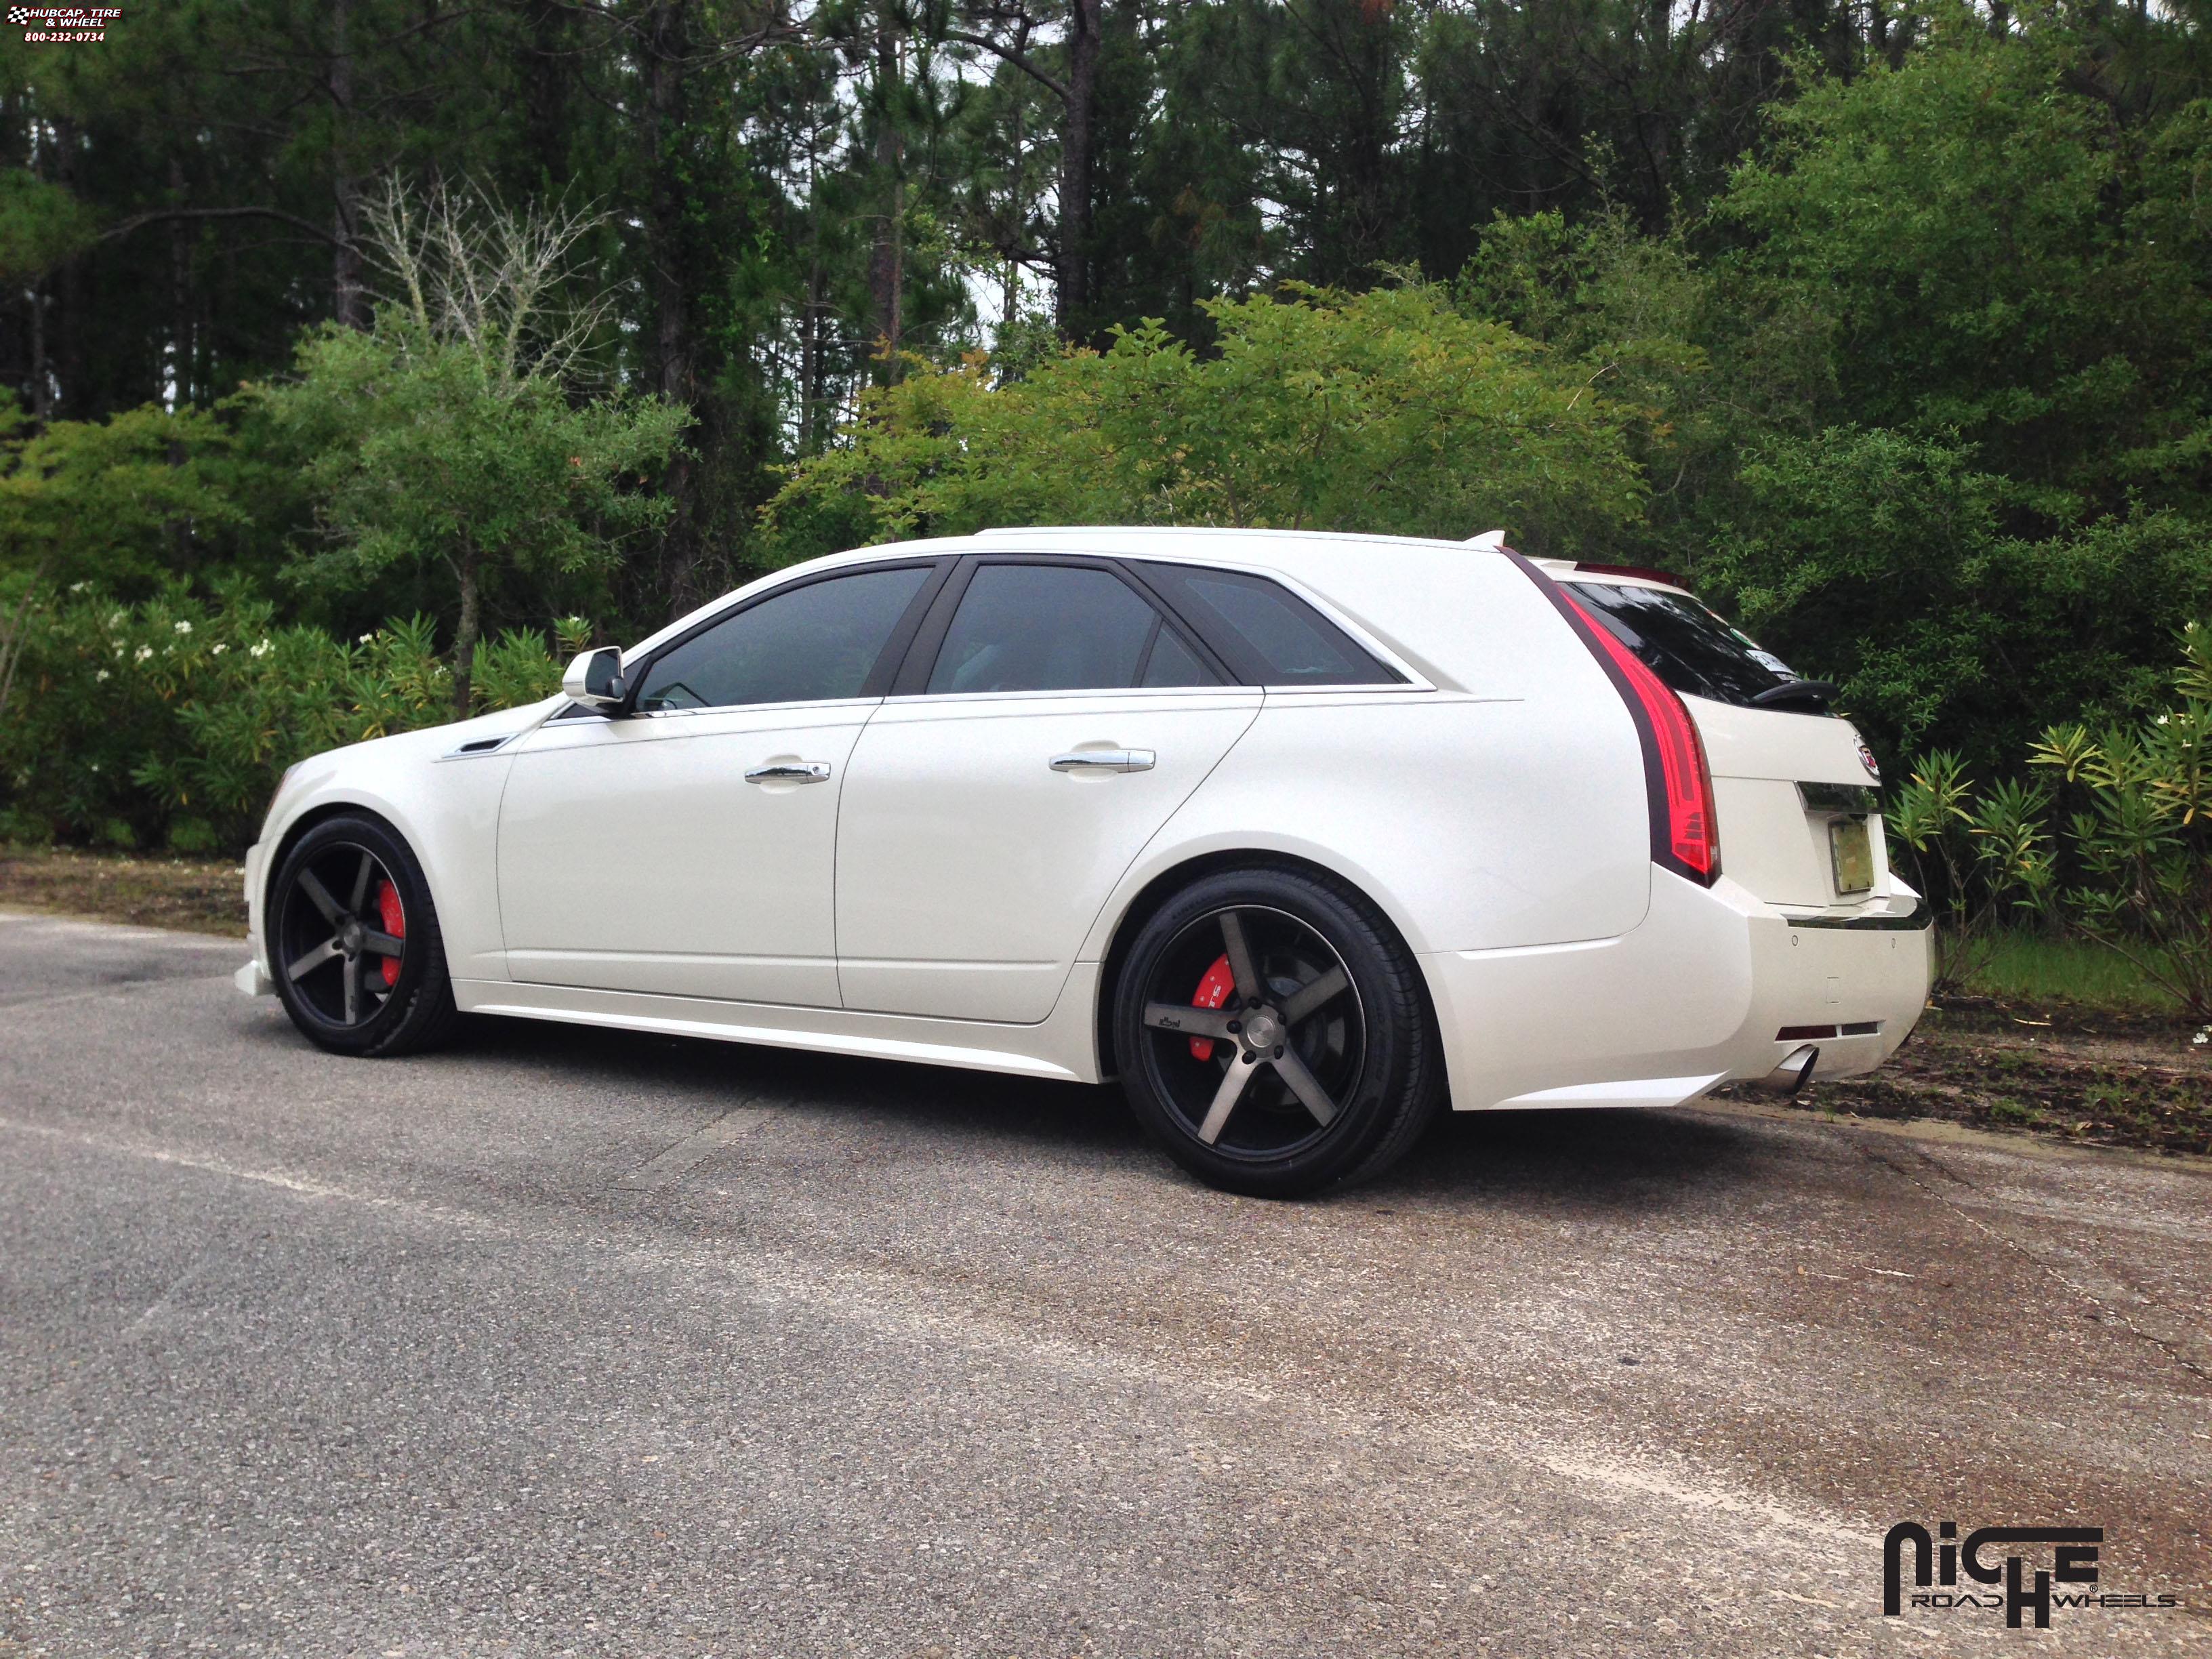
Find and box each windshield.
[1564,581,1813,710]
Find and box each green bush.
[1887,750,2052,996]
[2030,622,2212,1020]
[761,281,1649,562]
[1887,623,2212,1018]
[0,581,582,851]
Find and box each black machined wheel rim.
[1136,904,1366,1161]
[278,842,407,1029]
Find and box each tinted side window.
[1138,563,1397,686]
[1564,581,1803,709]
[635,565,930,712]
[926,564,1218,694]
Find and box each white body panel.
[241,527,1931,1123]
[245,704,545,987]
[453,961,1107,1083]
[497,699,874,1006]
[1694,696,1894,912]
[836,688,1261,1021]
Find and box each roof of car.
[630,527,1694,665]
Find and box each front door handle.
[1049,749,1156,773]
[745,762,833,785]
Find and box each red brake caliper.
[1189,953,1235,1061]
[375,878,405,987]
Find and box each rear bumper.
[1420,872,1931,1113]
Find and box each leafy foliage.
[245,184,689,714]
[1888,751,2052,995]
[0,584,580,851]
[249,319,682,713]
[0,167,96,283]
[1702,428,2212,766]
[2030,624,2212,1019]
[1721,18,2211,521]
[766,283,1646,558]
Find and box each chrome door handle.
[744,762,832,785]
[1049,749,1156,773]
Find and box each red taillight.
[1553,590,1719,882]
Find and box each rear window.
[1565,581,1807,709]
[1136,563,1398,686]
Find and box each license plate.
[1830,816,1875,895]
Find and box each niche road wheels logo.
[1883,1520,2180,1629]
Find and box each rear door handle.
[1049,749,1155,773]
[745,762,832,785]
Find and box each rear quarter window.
[1137,562,1399,686]
[1564,580,1807,709]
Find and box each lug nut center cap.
[1243,1012,1282,1050]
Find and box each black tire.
[268,813,460,1058]
[1113,866,1441,1198]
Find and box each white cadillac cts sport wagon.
[239,528,1931,1197]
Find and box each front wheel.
[268,813,459,1058]
[1113,867,1441,1198]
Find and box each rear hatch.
[1541,562,1893,916]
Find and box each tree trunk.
[168,157,192,406]
[1002,91,1024,344]
[867,5,905,380]
[799,260,822,452]
[1053,0,1103,337]
[26,281,46,424]
[453,544,482,717]
[330,0,365,327]
[522,0,570,189]
[644,0,692,406]
[639,0,702,617]
[799,108,823,451]
[49,116,84,414]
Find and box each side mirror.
[562,647,629,713]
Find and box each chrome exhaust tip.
[1755,1044,1820,1097]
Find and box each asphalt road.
[1,909,2208,1659]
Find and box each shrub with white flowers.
[0,582,584,851]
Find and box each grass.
[1959,928,2182,1015]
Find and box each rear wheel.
[1113,867,1440,1198]
[268,814,459,1057]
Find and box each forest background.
[0,0,2207,907]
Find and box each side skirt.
[451,962,1106,1085]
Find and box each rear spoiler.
[1462,533,1689,592]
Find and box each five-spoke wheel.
[268,813,458,1057]
[279,844,407,1027]
[1138,905,1361,1155]
[1115,866,1439,1197]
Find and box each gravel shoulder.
[0,844,245,935]
[1756,998,2212,1158]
